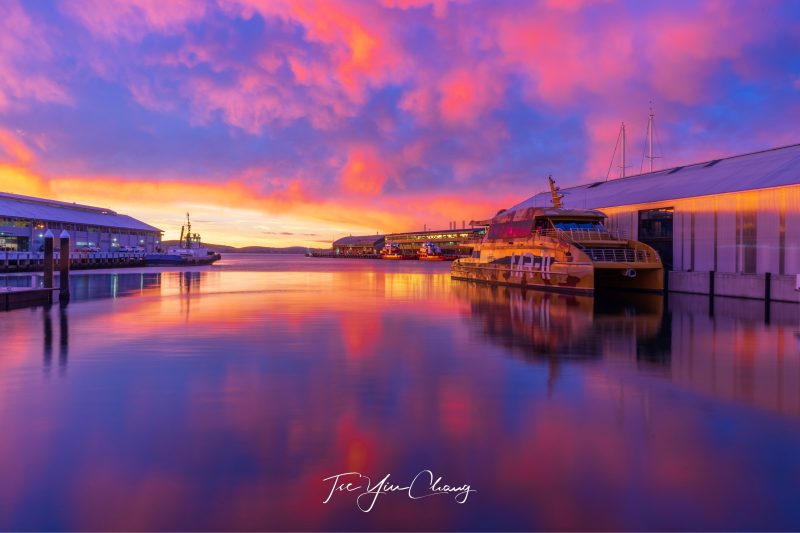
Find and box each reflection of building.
[509,144,800,301]
[0,192,162,252]
[385,227,486,256]
[332,235,385,255]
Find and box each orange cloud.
[339,147,387,195]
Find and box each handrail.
[539,228,627,242]
[582,247,655,263]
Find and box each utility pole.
[620,122,626,179]
[647,103,654,172]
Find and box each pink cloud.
[0,0,70,110]
[59,0,207,41]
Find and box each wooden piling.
[43,230,54,289]
[59,230,70,305]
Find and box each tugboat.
[145,213,221,266]
[381,241,404,260]
[451,177,663,294]
[418,241,446,261]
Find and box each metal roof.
[506,142,800,214]
[333,235,384,246]
[492,207,606,223]
[0,191,162,232]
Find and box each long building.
[0,192,162,252]
[385,227,486,256]
[508,143,800,302]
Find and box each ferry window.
[487,220,532,240]
[551,220,604,231]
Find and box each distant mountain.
[160,240,327,254]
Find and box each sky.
[0,0,799,247]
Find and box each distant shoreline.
[160,240,326,255]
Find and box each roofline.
[385,227,485,237]
[0,190,118,214]
[537,141,800,197]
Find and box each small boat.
[418,241,446,260]
[145,213,221,266]
[451,177,663,294]
[381,242,404,260]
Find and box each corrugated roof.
[506,143,800,215]
[333,235,384,246]
[0,191,162,232]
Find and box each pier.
[0,286,54,310]
[0,250,146,273]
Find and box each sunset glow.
[1,0,798,246]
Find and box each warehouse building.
[332,235,385,255]
[509,143,800,302]
[385,227,486,257]
[0,192,162,253]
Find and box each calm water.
[1,254,799,531]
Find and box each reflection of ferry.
[145,213,221,266]
[418,241,446,261]
[451,177,663,294]
[380,242,404,260]
[453,282,665,359]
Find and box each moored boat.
[451,177,663,294]
[380,242,404,260]
[145,213,221,266]
[418,241,446,260]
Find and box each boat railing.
[582,247,655,263]
[540,228,627,242]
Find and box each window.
[486,220,532,240]
[551,220,604,231]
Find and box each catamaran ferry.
[451,178,663,294]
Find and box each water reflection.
[453,283,666,359]
[0,257,799,531]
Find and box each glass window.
[487,220,532,240]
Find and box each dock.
[1,287,54,310]
[0,250,146,273]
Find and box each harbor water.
[1,254,799,530]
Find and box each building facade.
[385,227,487,256]
[508,144,800,301]
[332,235,385,255]
[0,192,162,252]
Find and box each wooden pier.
[1,287,54,310]
[0,250,146,273]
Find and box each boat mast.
[186,212,191,248]
[548,175,564,208]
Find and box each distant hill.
[161,240,327,254]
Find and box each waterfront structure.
[332,235,385,255]
[0,192,162,253]
[510,143,800,301]
[385,227,486,257]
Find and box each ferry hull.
[451,260,663,294]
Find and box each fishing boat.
[451,177,663,294]
[145,213,221,266]
[418,241,446,261]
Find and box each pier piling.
[59,230,71,305]
[43,230,54,289]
